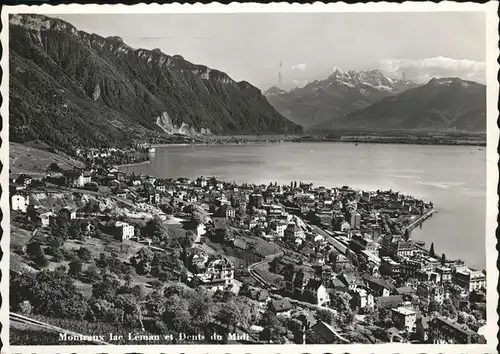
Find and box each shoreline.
[150,139,486,148]
[116,160,151,168]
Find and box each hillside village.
[10,146,487,345]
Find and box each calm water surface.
[125,142,486,269]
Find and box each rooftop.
[392,306,416,316]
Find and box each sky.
[55,12,486,89]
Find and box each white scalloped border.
[1,2,498,354]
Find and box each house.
[340,221,351,232]
[115,189,128,198]
[248,219,257,230]
[59,206,77,220]
[201,257,234,287]
[130,176,142,186]
[262,191,274,204]
[303,278,330,306]
[155,183,166,192]
[196,176,208,187]
[249,194,263,209]
[435,266,453,283]
[362,275,394,296]
[114,221,135,241]
[350,288,374,310]
[196,223,205,238]
[147,192,161,205]
[380,257,400,277]
[284,268,317,299]
[16,174,32,187]
[11,192,29,212]
[333,253,350,268]
[392,307,417,333]
[233,238,247,249]
[64,170,92,188]
[269,221,287,238]
[416,283,448,304]
[390,239,415,258]
[338,273,363,290]
[429,316,484,344]
[39,211,56,227]
[374,295,404,310]
[216,205,236,219]
[395,286,415,297]
[452,267,486,292]
[331,278,349,292]
[250,289,270,306]
[284,224,305,242]
[269,299,293,317]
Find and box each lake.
[124,142,486,269]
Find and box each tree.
[238,297,261,328]
[92,272,121,302]
[191,211,205,226]
[315,309,334,324]
[442,298,457,318]
[178,231,195,249]
[68,222,84,240]
[441,253,446,266]
[77,247,93,262]
[47,235,65,254]
[133,247,155,264]
[18,300,33,315]
[189,287,214,332]
[216,301,241,332]
[260,310,286,343]
[239,283,251,297]
[429,242,436,258]
[13,269,88,319]
[124,274,133,288]
[403,228,411,240]
[144,216,170,242]
[68,259,83,278]
[428,300,441,314]
[26,241,43,259]
[329,290,354,327]
[162,295,192,333]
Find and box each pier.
[402,208,436,233]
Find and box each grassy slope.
[10,142,84,178]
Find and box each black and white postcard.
[1,2,498,353]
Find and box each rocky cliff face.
[265,68,417,129]
[9,14,301,151]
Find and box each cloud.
[291,63,307,71]
[379,57,485,84]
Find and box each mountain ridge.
[333,77,486,131]
[264,68,418,128]
[9,14,302,151]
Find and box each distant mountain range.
[265,69,486,133]
[335,77,486,131]
[265,68,418,128]
[9,14,301,151]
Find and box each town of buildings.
[9,148,487,345]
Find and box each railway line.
[10,312,110,345]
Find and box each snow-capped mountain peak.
[325,68,409,92]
